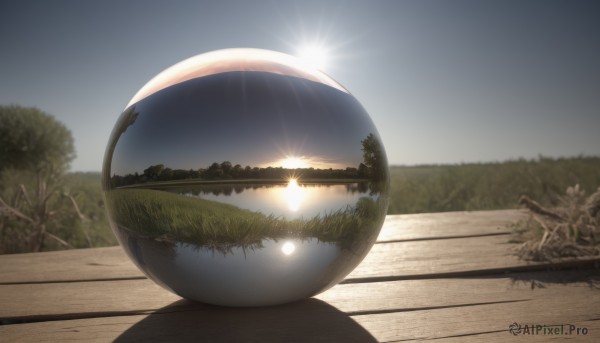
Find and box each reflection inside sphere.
[283,178,304,212]
[281,241,296,256]
[103,48,390,307]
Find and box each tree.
[205,162,223,179]
[143,164,165,181]
[158,168,173,181]
[0,105,77,252]
[0,106,75,174]
[220,161,232,177]
[361,133,387,182]
[357,163,369,178]
[232,164,243,178]
[102,106,138,189]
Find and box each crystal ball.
[102,48,389,306]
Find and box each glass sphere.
[102,48,389,307]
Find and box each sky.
[1,0,599,171]
[110,71,378,175]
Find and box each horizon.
[70,154,600,174]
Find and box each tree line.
[110,132,387,188]
[110,161,372,188]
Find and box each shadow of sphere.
[114,298,377,343]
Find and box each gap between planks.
[3,235,588,285]
[1,294,598,342]
[2,269,599,324]
[0,210,527,285]
[2,255,598,287]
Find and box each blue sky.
[1,0,598,171]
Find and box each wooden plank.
[0,211,525,284]
[376,209,525,242]
[399,322,600,342]
[0,236,518,284]
[0,210,525,284]
[1,228,598,285]
[1,282,598,342]
[1,270,598,325]
[348,234,600,282]
[353,299,600,342]
[0,246,139,284]
[0,302,377,343]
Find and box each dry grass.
[511,185,600,261]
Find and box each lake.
[159,181,378,219]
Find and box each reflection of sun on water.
[284,178,305,211]
[281,241,296,256]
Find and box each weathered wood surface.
[1,296,599,342]
[1,273,598,342]
[1,210,599,342]
[375,209,521,242]
[0,209,531,284]
[1,270,598,322]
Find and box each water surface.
[162,182,376,219]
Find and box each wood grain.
[1,210,597,343]
[4,234,594,285]
[375,209,525,242]
[353,297,600,342]
[348,235,600,282]
[1,270,598,322]
[1,210,579,285]
[1,280,598,342]
[0,245,139,284]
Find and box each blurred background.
[1,0,599,253]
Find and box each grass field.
[5,156,597,253]
[388,156,600,214]
[105,188,384,251]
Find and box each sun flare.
[297,44,329,70]
[279,156,310,169]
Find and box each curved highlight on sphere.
[127,48,348,108]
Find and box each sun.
[281,241,296,256]
[296,44,329,70]
[279,156,309,169]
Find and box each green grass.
[388,156,600,214]
[0,171,117,253]
[5,156,599,254]
[62,172,117,247]
[105,188,384,251]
